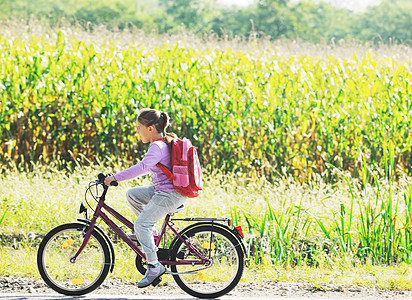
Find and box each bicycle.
[37,173,245,298]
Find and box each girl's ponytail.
[159,112,177,151]
[163,132,177,143]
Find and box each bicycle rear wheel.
[170,224,244,298]
[37,223,111,296]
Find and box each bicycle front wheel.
[37,223,111,296]
[170,224,244,298]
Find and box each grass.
[1,161,412,290]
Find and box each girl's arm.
[105,144,162,185]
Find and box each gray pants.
[126,186,186,262]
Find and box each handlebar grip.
[97,173,118,186]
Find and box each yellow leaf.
[71,278,84,285]
[197,272,210,281]
[62,239,75,248]
[201,242,215,250]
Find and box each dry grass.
[2,17,412,61]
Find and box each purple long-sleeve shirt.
[113,140,175,193]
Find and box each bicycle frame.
[71,183,209,267]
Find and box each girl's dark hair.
[137,108,177,146]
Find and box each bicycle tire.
[37,223,111,296]
[170,224,244,298]
[135,255,146,275]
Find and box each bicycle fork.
[70,216,98,263]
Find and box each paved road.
[0,294,325,300]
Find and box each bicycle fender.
[77,219,116,273]
[230,227,247,254]
[170,222,246,255]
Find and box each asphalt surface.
[1,295,193,300]
[0,294,322,300]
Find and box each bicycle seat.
[169,204,185,215]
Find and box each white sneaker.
[138,263,166,288]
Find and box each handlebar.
[97,173,118,187]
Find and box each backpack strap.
[155,138,176,182]
[182,139,188,161]
[156,163,175,182]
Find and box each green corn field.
[1,28,411,182]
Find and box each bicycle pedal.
[151,276,162,287]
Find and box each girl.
[104,108,186,288]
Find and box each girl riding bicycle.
[104,108,186,288]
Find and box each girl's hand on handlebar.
[104,175,117,186]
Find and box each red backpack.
[156,138,203,198]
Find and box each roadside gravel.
[1,276,412,299]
